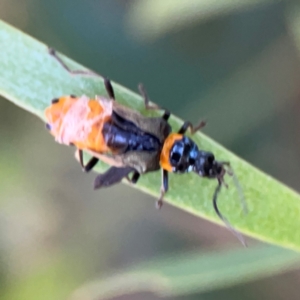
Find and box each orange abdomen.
[45,95,113,154]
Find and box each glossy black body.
[169,136,224,179]
[102,112,161,153]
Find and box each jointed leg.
[104,78,115,100]
[49,48,115,102]
[178,120,206,135]
[48,47,100,78]
[138,83,159,110]
[161,110,171,121]
[156,169,168,209]
[78,149,99,172]
[126,171,140,184]
[138,84,170,121]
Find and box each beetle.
[46,48,246,245]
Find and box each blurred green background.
[1,0,300,299]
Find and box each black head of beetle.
[167,135,247,246]
[169,136,225,179]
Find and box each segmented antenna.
[213,173,247,247]
[222,162,248,215]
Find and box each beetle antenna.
[213,180,247,247]
[223,163,248,215]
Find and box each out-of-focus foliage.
[286,3,300,56]
[125,0,282,41]
[71,246,300,300]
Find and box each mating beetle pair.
[45,49,246,245]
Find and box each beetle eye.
[189,157,195,165]
[171,152,181,162]
[207,154,214,163]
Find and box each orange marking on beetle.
[45,95,113,153]
[160,133,183,171]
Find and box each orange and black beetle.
[45,49,246,244]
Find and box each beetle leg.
[138,83,159,110]
[83,157,99,172]
[48,47,101,77]
[103,78,115,100]
[161,111,171,121]
[178,120,206,135]
[138,84,170,121]
[156,169,168,209]
[126,171,140,184]
[94,166,136,189]
[77,149,99,172]
[78,149,84,167]
[49,48,115,101]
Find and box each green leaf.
[4,253,84,300]
[125,0,281,41]
[1,20,300,250]
[70,246,300,299]
[286,3,300,56]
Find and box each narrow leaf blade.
[1,20,300,250]
[70,246,300,299]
